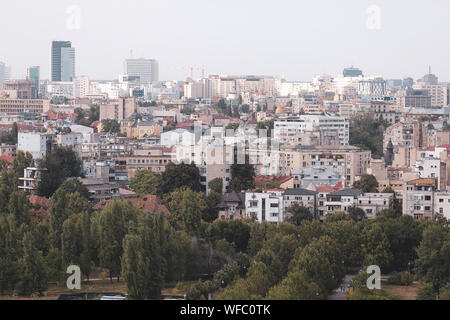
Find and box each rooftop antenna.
[202,65,205,79]
[429,65,431,75]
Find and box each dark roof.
[327,189,362,197]
[217,192,246,209]
[284,188,318,196]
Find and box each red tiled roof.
[91,121,101,128]
[176,122,195,128]
[0,155,14,164]
[27,195,51,209]
[255,175,292,186]
[316,186,334,193]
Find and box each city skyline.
[1,0,450,81]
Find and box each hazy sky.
[1,0,449,81]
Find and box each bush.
[387,271,414,286]
[417,282,436,300]
[439,283,450,300]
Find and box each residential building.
[325,189,362,214]
[403,178,437,219]
[274,145,371,188]
[80,178,120,204]
[283,188,318,218]
[73,76,90,98]
[217,192,246,220]
[18,167,47,194]
[274,115,349,146]
[434,191,450,219]
[18,132,55,159]
[357,193,393,218]
[99,98,137,121]
[245,189,284,224]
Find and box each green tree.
[208,178,223,194]
[349,111,387,158]
[415,223,450,296]
[160,162,202,195]
[98,200,139,282]
[15,232,48,296]
[417,282,436,300]
[230,154,255,192]
[13,151,33,178]
[61,218,78,266]
[37,146,83,198]
[286,203,314,226]
[78,211,93,281]
[58,179,90,200]
[348,206,366,222]
[130,170,162,196]
[203,191,221,223]
[49,189,91,249]
[101,119,121,133]
[353,174,379,193]
[266,271,322,300]
[8,191,31,226]
[121,233,149,300]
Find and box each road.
[328,274,356,300]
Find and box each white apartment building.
[413,158,447,191]
[46,81,74,99]
[245,190,284,224]
[325,189,362,214]
[56,133,83,159]
[18,132,55,159]
[73,76,90,98]
[161,129,197,148]
[274,115,349,146]
[403,178,437,219]
[434,192,450,219]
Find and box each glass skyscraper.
[27,66,40,97]
[51,41,75,81]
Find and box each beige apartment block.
[276,145,371,188]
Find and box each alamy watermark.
[366,265,381,290]
[66,265,81,290]
[366,5,382,30]
[66,5,82,31]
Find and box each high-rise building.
[27,66,40,96]
[73,76,90,98]
[343,67,363,78]
[123,58,158,84]
[51,41,75,82]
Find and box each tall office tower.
[27,66,40,96]
[51,41,76,81]
[0,62,5,88]
[123,58,159,84]
[343,66,363,78]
